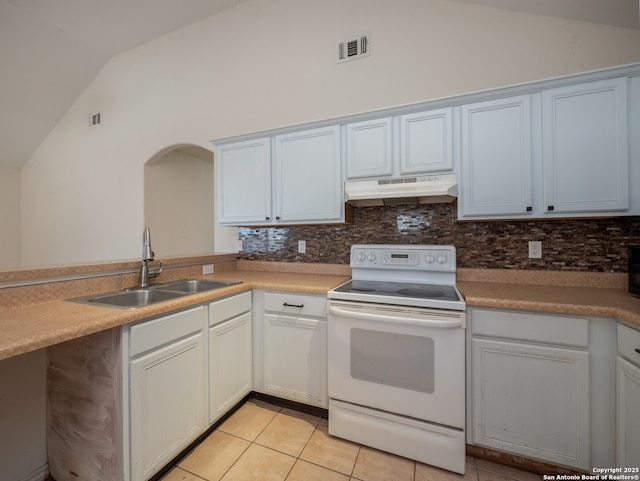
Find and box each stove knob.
[425,255,435,263]
[357,253,366,262]
[367,254,376,262]
[437,255,447,264]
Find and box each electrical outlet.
[528,241,542,259]
[202,264,214,275]
[298,240,306,254]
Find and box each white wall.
[20,0,640,266]
[0,166,20,269]
[0,350,47,481]
[144,148,215,256]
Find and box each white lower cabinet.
[208,292,252,424]
[256,291,328,408]
[127,306,208,481]
[616,323,640,467]
[469,308,591,470]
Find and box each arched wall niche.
[144,144,215,258]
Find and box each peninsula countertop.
[0,269,350,361]
[3,265,640,362]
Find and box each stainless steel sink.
[158,279,241,294]
[86,288,186,308]
[66,278,242,309]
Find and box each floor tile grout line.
[166,400,543,481]
[255,420,355,480]
[204,416,275,481]
[222,403,305,481]
[290,424,361,480]
[350,444,363,479]
[170,465,209,481]
[220,438,255,481]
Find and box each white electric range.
[327,244,467,474]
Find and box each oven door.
[328,300,465,429]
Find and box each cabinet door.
[400,108,453,174]
[460,96,533,218]
[472,338,589,469]
[345,118,393,179]
[209,312,252,424]
[617,357,640,467]
[130,332,206,481]
[542,78,628,214]
[217,137,272,224]
[274,126,343,223]
[263,313,327,407]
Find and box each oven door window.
[351,328,435,393]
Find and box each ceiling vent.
[337,33,370,63]
[88,112,101,127]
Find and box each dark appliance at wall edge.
[629,246,640,296]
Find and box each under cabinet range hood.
[345,174,458,207]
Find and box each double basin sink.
[67,279,241,309]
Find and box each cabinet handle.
[276,216,280,220]
[265,216,270,221]
[283,302,304,308]
[635,348,640,354]
[547,205,554,211]
[526,206,532,212]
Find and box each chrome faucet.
[139,227,163,288]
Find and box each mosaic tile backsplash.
[239,203,640,272]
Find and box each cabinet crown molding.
[211,62,640,146]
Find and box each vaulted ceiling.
[0,0,249,168]
[1,0,638,168]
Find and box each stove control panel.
[350,245,456,272]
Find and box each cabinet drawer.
[209,291,252,327]
[471,308,588,347]
[264,292,326,318]
[129,306,205,357]
[618,323,640,366]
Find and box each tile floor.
[161,399,542,481]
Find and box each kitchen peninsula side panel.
[47,328,123,481]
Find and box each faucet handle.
[150,260,163,278]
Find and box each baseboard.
[16,464,49,481]
[466,444,583,476]
[251,392,328,418]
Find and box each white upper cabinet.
[274,125,343,223]
[214,65,638,223]
[345,118,393,179]
[345,109,453,181]
[399,109,453,174]
[217,137,271,225]
[216,126,345,226]
[459,96,533,218]
[542,78,629,215]
[458,77,632,220]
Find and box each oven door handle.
[328,305,463,328]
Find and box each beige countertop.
[3,264,640,362]
[459,280,640,327]
[0,269,349,361]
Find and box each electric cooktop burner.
[335,280,461,303]
[328,244,466,310]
